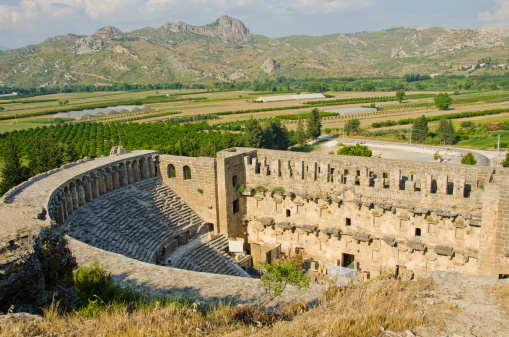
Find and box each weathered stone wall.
[216,148,256,238]
[245,149,491,212]
[483,175,509,278]
[0,205,76,314]
[159,155,218,227]
[214,148,508,279]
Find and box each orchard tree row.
[0,118,301,195]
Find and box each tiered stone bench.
[66,177,205,263]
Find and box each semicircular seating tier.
[65,178,207,263]
[2,150,245,277]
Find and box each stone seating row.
[175,234,243,277]
[66,178,205,263]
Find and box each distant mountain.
[1,16,509,88]
[0,46,8,51]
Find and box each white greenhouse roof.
[324,107,377,115]
[257,93,325,103]
[256,95,295,103]
[292,93,325,100]
[54,105,149,120]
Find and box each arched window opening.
[168,164,176,178]
[183,165,192,180]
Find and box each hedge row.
[371,108,509,128]
[303,93,435,106]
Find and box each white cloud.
[0,0,375,47]
[479,0,509,29]
[267,0,373,14]
[0,0,373,29]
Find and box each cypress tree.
[412,115,429,143]
[306,108,322,140]
[438,119,456,145]
[244,117,263,148]
[295,119,307,146]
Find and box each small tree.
[261,119,289,150]
[434,93,453,110]
[344,118,361,135]
[306,108,322,140]
[461,152,477,165]
[396,89,406,103]
[295,118,307,146]
[258,258,309,302]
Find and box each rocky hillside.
[1,17,509,88]
[164,15,253,44]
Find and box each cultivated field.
[1,89,509,151]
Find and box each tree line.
[0,114,320,194]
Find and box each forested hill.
[1,16,509,88]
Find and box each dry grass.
[500,283,509,297]
[253,277,434,337]
[488,283,509,304]
[0,276,435,337]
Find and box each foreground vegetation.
[0,262,436,337]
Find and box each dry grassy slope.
[0,271,507,337]
[1,19,509,88]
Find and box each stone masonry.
[2,146,508,313]
[160,147,509,280]
[0,149,324,309]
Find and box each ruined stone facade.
[161,148,509,280]
[2,145,508,313]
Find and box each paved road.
[314,136,491,166]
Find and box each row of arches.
[167,164,192,180]
[48,155,160,224]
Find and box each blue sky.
[0,0,507,49]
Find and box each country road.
[310,136,493,166]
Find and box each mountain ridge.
[1,16,509,88]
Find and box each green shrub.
[271,187,285,193]
[502,153,509,167]
[74,261,141,308]
[255,185,266,192]
[236,184,246,194]
[337,144,372,157]
[461,152,477,165]
[197,188,203,194]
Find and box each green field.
[0,123,48,133]
[457,136,509,149]
[451,114,509,127]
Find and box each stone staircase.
[174,234,248,277]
